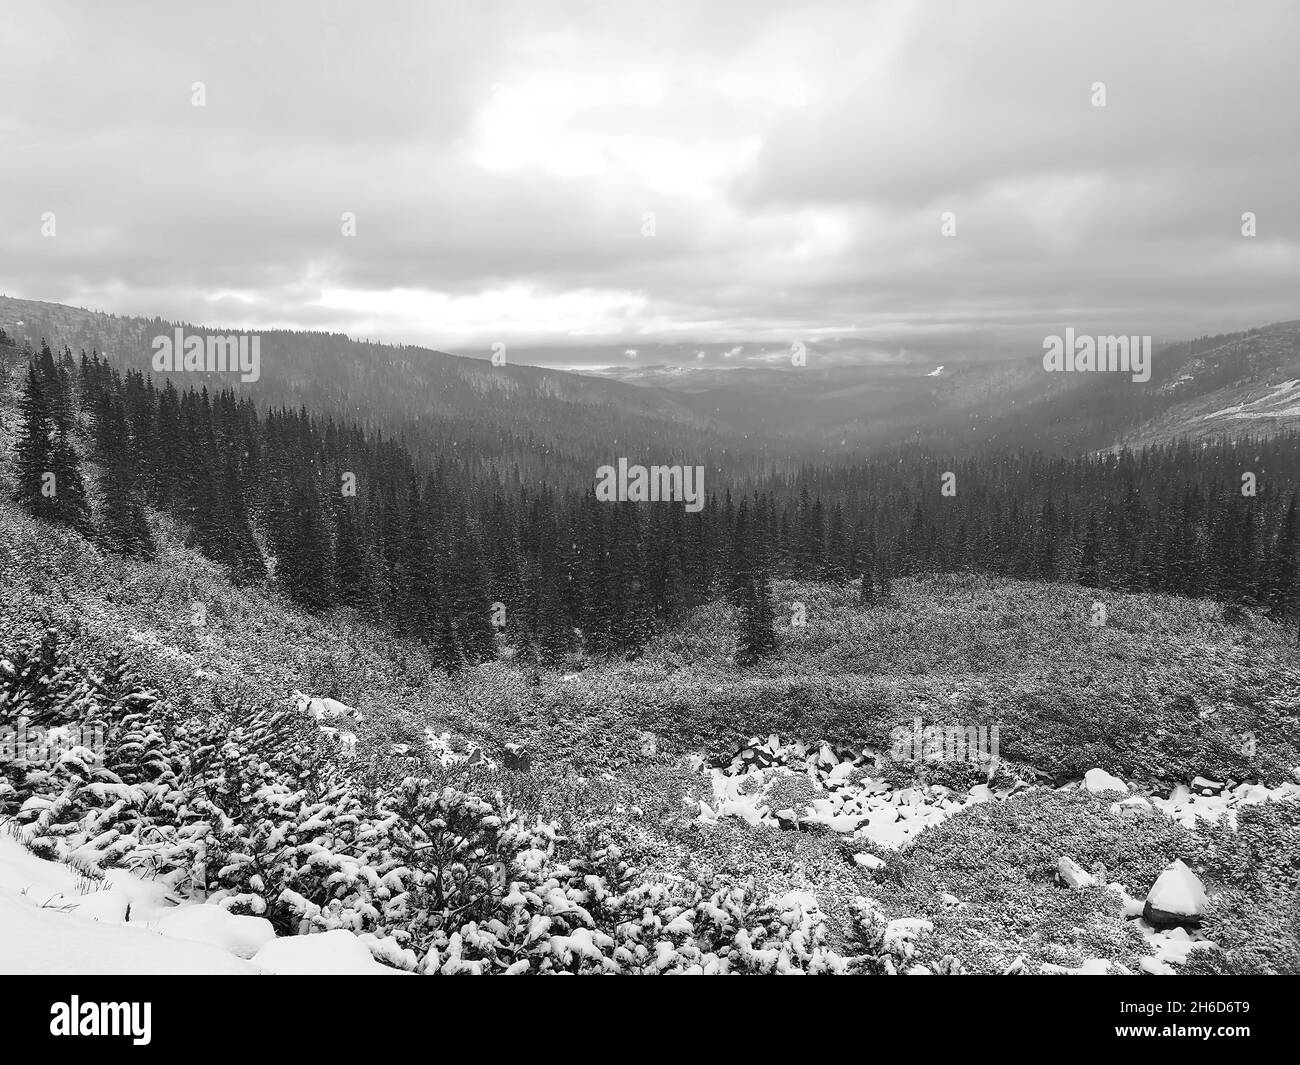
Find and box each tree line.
[7,337,1300,671]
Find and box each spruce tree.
[13,362,56,520]
[736,572,777,666]
[49,428,90,532]
[1268,496,1298,620]
[860,568,877,605]
[1077,512,1101,586]
[97,455,155,558]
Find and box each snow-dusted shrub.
[0,622,906,974]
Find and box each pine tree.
[825,504,848,583]
[49,428,90,531]
[13,362,56,519]
[276,477,332,609]
[97,455,154,558]
[860,569,876,605]
[1077,512,1101,586]
[1268,496,1298,621]
[736,572,777,666]
[530,536,571,666]
[333,501,371,608]
[451,531,496,663]
[877,548,893,602]
[434,606,462,674]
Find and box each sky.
[1,0,1297,368]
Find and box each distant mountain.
[0,296,758,484]
[4,295,1298,461]
[585,322,1300,456]
[1109,322,1300,448]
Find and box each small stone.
[773,807,798,829]
[1058,856,1098,889]
[503,742,531,771]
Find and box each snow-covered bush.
[0,622,892,973]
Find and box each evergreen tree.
[49,428,90,532]
[1268,496,1298,620]
[860,569,877,605]
[736,571,777,666]
[13,362,56,519]
[877,548,893,602]
[1077,512,1101,586]
[97,455,154,558]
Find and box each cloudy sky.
[2,0,1297,366]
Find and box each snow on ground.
[0,833,394,975]
[1202,379,1300,420]
[694,738,1300,845]
[0,886,257,975]
[251,929,406,975]
[0,842,258,972]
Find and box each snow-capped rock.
[1143,859,1208,930]
[1084,768,1129,795]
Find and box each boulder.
[1083,768,1129,795]
[503,743,531,772]
[1057,856,1098,889]
[773,808,799,830]
[1143,859,1208,930]
[1139,956,1176,975]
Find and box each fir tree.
[13,362,56,519]
[736,572,777,666]
[97,455,154,558]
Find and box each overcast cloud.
[1,0,1297,363]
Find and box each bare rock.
[1058,856,1098,889]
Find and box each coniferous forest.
[8,334,1300,674]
